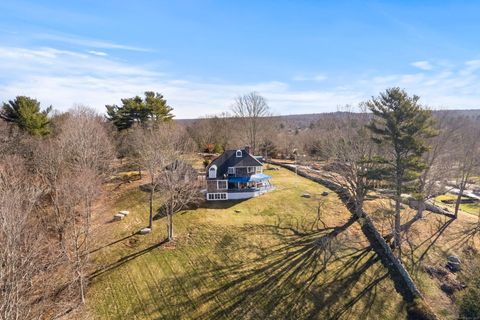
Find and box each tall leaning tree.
[0,96,51,135]
[366,88,436,257]
[232,92,271,154]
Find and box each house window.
[217,180,227,190]
[208,193,227,200]
[247,166,255,173]
[228,167,235,175]
[236,150,242,157]
[256,166,262,173]
[208,165,217,179]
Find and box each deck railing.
[227,186,273,193]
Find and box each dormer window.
[236,150,242,157]
[208,165,217,179]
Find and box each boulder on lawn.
[424,264,449,278]
[446,255,461,272]
[440,274,465,295]
[119,210,130,216]
[302,193,311,198]
[321,191,329,196]
[139,228,151,235]
[113,213,124,221]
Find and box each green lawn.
[88,166,403,319]
[434,193,480,216]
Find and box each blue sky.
[1,1,480,118]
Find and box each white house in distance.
[205,147,273,201]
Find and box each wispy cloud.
[293,74,328,82]
[87,50,107,57]
[0,45,480,118]
[34,32,151,52]
[411,60,433,71]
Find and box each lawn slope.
[88,166,403,319]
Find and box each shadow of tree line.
[129,215,399,320]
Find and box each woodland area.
[1,88,480,319]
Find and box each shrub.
[458,284,480,319]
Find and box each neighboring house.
[206,147,273,201]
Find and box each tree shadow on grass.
[152,199,250,221]
[89,238,168,280]
[133,216,396,320]
[403,215,455,270]
[442,219,480,252]
[88,233,138,255]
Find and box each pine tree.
[366,87,436,257]
[0,96,51,135]
[106,91,174,130]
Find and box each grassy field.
[366,195,480,319]
[434,193,480,216]
[87,166,404,319]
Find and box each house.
[206,147,273,201]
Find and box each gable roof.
[207,149,263,178]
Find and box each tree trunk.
[415,200,426,219]
[79,270,85,304]
[394,194,402,258]
[149,186,154,229]
[454,177,467,218]
[394,165,402,258]
[167,213,174,241]
[138,166,142,178]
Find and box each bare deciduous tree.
[132,123,192,231]
[187,112,233,152]
[451,120,480,218]
[413,111,457,219]
[323,106,376,217]
[158,161,202,241]
[0,156,44,320]
[34,106,113,306]
[232,92,271,154]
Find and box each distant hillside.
[178,109,480,130]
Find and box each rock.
[139,228,151,235]
[302,193,311,198]
[424,265,449,277]
[113,213,124,221]
[446,255,461,272]
[234,209,241,213]
[119,210,130,216]
[321,191,329,196]
[440,276,464,295]
[440,283,454,295]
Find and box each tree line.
[0,91,205,318]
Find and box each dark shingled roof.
[207,149,263,179]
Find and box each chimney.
[244,146,250,154]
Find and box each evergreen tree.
[0,96,51,135]
[106,91,174,130]
[366,87,436,257]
